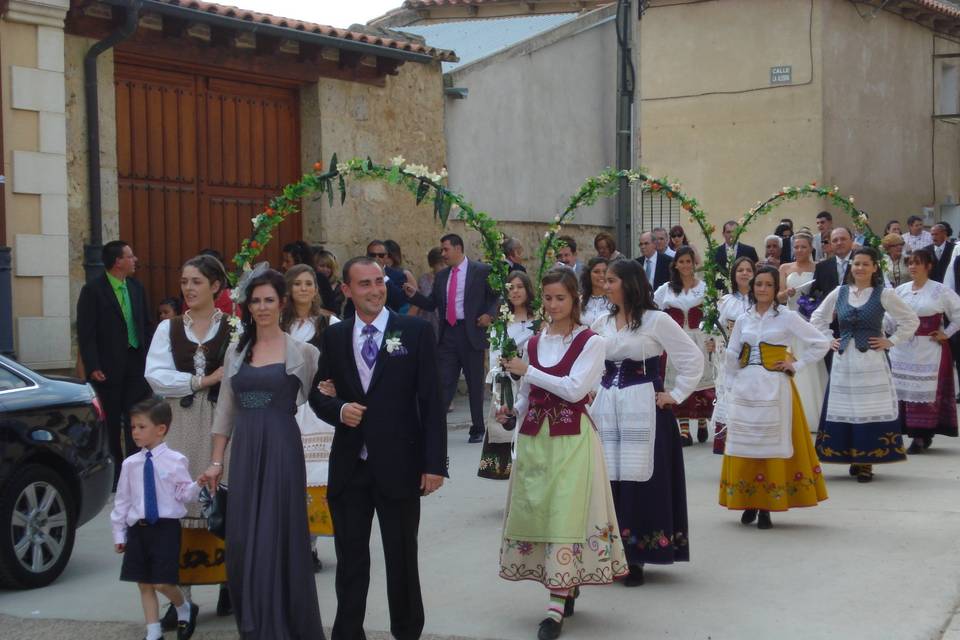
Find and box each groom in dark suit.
[310,257,447,640]
[405,233,499,443]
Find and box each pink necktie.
[446,266,459,327]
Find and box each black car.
[0,355,113,588]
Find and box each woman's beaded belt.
[601,357,661,389]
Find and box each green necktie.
[119,282,139,349]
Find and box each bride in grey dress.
[203,269,325,639]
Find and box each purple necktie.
[361,324,378,370]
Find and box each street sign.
[770,65,792,85]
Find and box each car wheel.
[0,465,76,589]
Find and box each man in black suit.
[405,233,499,443]
[925,223,954,283]
[310,257,446,640]
[808,227,854,370]
[502,237,527,273]
[76,240,152,484]
[713,221,760,289]
[636,231,671,291]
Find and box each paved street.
[2,397,960,640]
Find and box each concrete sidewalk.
[2,395,960,640]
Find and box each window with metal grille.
[631,191,681,252]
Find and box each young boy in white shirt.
[110,397,200,640]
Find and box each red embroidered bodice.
[519,329,596,437]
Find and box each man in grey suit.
[406,233,499,443]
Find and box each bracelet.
[210,461,223,467]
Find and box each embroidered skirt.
[816,349,906,464]
[720,380,828,511]
[893,341,958,437]
[611,404,689,565]
[499,415,628,588]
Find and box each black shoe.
[857,466,874,483]
[538,618,563,640]
[923,435,933,450]
[623,564,644,587]
[468,433,484,443]
[757,511,772,530]
[848,464,861,477]
[177,602,199,640]
[216,584,232,617]
[161,602,178,631]
[312,550,323,573]
[697,425,708,443]
[563,586,578,617]
[680,433,693,447]
[908,439,924,454]
[741,509,758,525]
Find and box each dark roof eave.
[99,0,441,64]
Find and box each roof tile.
[152,0,458,60]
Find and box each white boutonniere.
[384,331,408,356]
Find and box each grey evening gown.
[226,362,325,639]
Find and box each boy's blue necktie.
[143,451,159,524]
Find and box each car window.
[0,366,29,391]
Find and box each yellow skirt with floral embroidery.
[719,382,828,512]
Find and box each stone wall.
[310,60,450,277]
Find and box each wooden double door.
[115,62,302,310]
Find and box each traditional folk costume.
[711,292,751,454]
[654,281,717,442]
[500,327,627,620]
[145,311,230,515]
[811,285,919,471]
[590,311,703,568]
[286,316,338,538]
[719,306,830,512]
[888,280,960,445]
[144,312,230,597]
[581,295,613,328]
[784,270,828,431]
[481,319,535,480]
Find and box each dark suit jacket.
[924,242,955,283]
[309,312,447,500]
[809,256,849,303]
[408,259,499,351]
[712,243,760,275]
[636,252,671,291]
[76,274,153,386]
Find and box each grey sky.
[215,0,400,28]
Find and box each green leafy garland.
[539,168,725,335]
[228,154,518,356]
[733,182,880,249]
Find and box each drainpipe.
[0,42,13,357]
[615,0,635,257]
[83,0,141,283]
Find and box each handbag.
[199,484,228,540]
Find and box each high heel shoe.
[563,586,579,617]
[741,509,758,525]
[757,510,772,530]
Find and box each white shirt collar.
[354,305,390,338]
[141,442,169,458]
